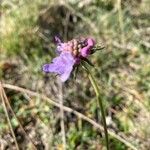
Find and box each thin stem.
[84,66,109,150]
[58,78,66,150]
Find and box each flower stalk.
[83,64,109,150]
[42,36,109,148]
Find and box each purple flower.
[43,52,75,82]
[42,36,95,82]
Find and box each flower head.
[42,36,95,82]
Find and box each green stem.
[84,65,109,150]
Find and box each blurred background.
[0,0,150,149]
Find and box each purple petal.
[42,52,75,82]
[81,38,95,57]
[60,66,73,82]
[81,47,90,57]
[54,36,67,55]
[56,43,67,54]
[54,36,62,44]
[87,38,95,47]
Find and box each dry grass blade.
[2,83,138,150]
[0,84,37,150]
[117,0,125,45]
[58,79,66,150]
[0,82,20,150]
